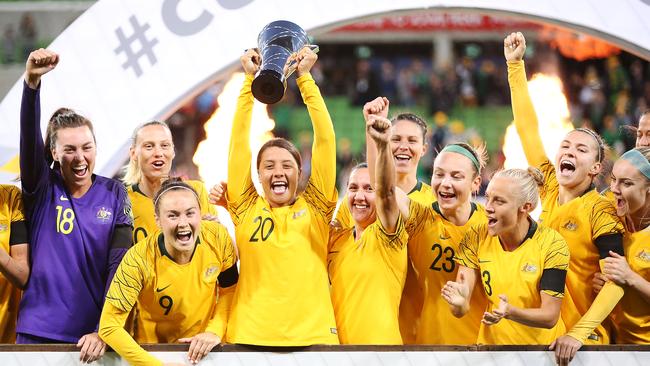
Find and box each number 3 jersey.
[406,200,488,344]
[455,221,570,345]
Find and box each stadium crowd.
[0,31,649,366]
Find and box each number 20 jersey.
[406,200,488,344]
[225,181,339,346]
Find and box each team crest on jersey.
[562,220,577,231]
[636,249,650,262]
[96,207,113,223]
[204,263,220,283]
[293,209,306,220]
[521,263,538,273]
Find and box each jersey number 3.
[250,216,275,242]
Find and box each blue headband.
[621,149,650,180]
[440,145,480,172]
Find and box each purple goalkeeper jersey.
[18,81,133,342]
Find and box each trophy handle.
[284,44,319,78]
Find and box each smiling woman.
[505,31,625,364]
[123,121,218,244]
[17,48,133,363]
[99,179,238,366]
[224,47,339,346]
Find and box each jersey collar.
[157,232,200,262]
[408,180,424,195]
[432,201,477,221]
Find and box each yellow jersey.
[508,60,625,343]
[456,221,570,345]
[225,73,338,346]
[128,180,216,243]
[0,184,27,343]
[99,221,236,366]
[537,159,623,343]
[328,215,408,344]
[406,200,488,344]
[611,229,650,343]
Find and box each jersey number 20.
[250,216,275,242]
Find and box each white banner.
[1,0,649,183]
[1,350,649,366]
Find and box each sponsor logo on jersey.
[0,223,6,232]
[637,249,650,262]
[562,220,577,231]
[330,328,337,335]
[156,284,171,292]
[96,207,113,222]
[204,263,220,283]
[521,263,538,273]
[293,209,306,219]
[59,195,69,201]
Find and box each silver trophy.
[252,20,317,104]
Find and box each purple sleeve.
[104,185,134,295]
[19,81,48,197]
[115,183,133,227]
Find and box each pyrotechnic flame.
[503,73,574,169]
[193,72,275,226]
[502,74,574,219]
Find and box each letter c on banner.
[162,0,214,36]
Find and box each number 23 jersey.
[406,201,488,344]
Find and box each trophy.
[251,20,316,104]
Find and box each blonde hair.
[122,121,171,186]
[493,167,544,210]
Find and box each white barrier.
[1,345,649,366]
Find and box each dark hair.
[391,113,427,141]
[573,127,606,163]
[347,162,369,186]
[256,138,302,170]
[152,177,199,215]
[123,121,172,185]
[45,108,96,167]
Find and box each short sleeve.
[590,198,624,240]
[455,224,483,270]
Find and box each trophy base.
[252,69,286,104]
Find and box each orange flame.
[539,26,620,61]
[503,73,574,170]
[193,72,275,223]
[502,74,574,217]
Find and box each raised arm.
[295,47,337,201]
[226,50,259,220]
[363,97,390,189]
[504,32,547,168]
[367,115,401,231]
[20,49,59,196]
